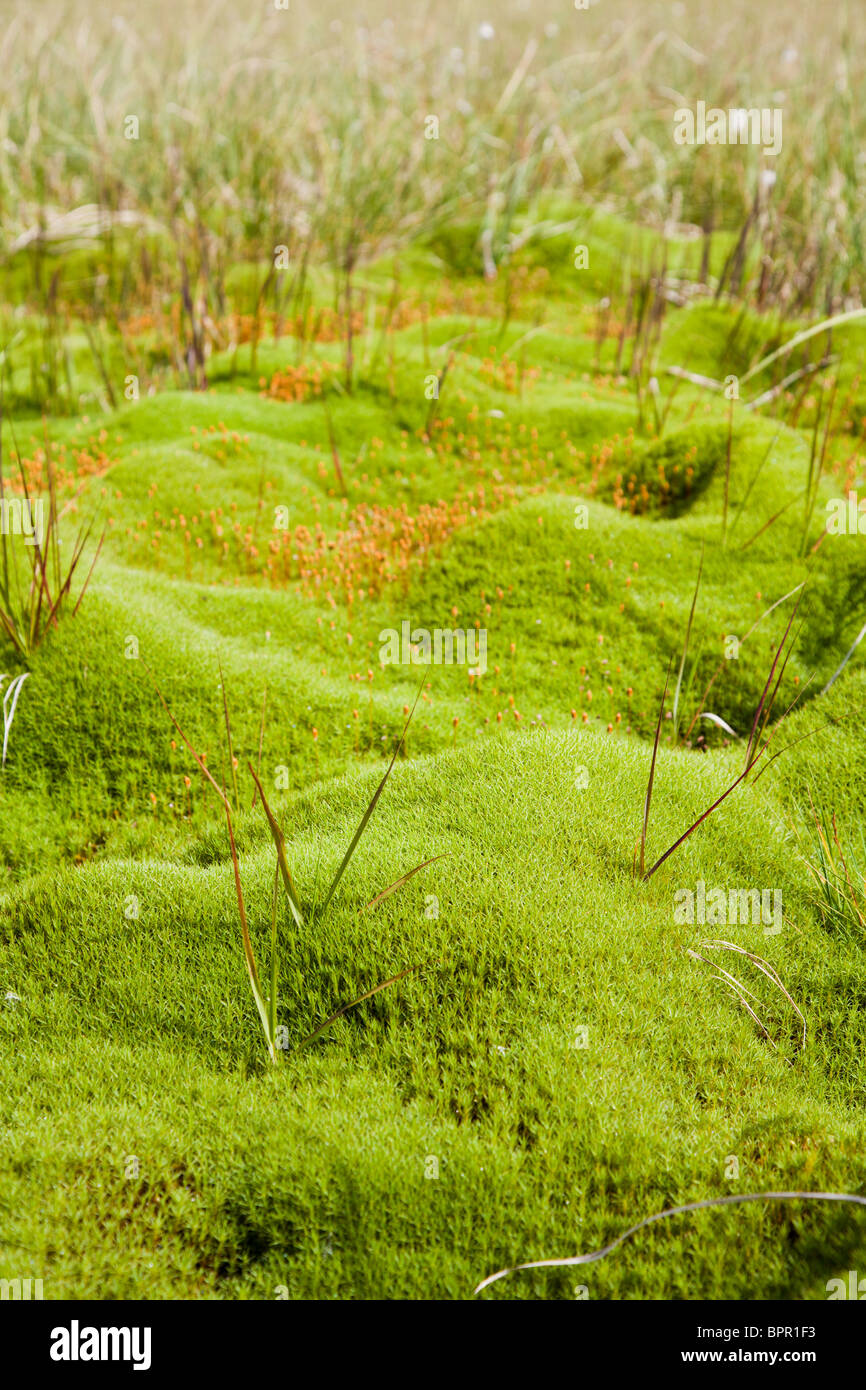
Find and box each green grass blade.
[296,963,428,1049]
[247,762,304,929]
[739,307,866,386]
[225,794,277,1064]
[251,685,268,810]
[362,854,448,911]
[268,862,279,1047]
[639,657,672,877]
[672,546,703,742]
[320,677,426,916]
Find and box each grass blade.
[247,762,304,929]
[251,685,268,810]
[225,792,276,1063]
[219,661,241,814]
[821,619,866,696]
[268,863,279,1047]
[682,582,804,743]
[739,307,866,386]
[639,657,672,877]
[642,754,763,881]
[320,678,426,915]
[322,397,346,494]
[142,663,232,815]
[1,671,28,767]
[362,854,448,911]
[672,547,703,740]
[474,1192,866,1294]
[296,963,427,1048]
[743,587,804,772]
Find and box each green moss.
[2,182,866,1301]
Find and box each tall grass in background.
[2,0,866,395]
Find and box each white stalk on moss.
[1,671,28,768]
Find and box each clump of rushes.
[0,402,103,658]
[145,665,444,1063]
[800,805,866,943]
